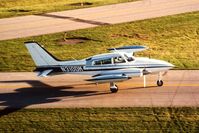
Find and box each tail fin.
[25,41,60,66]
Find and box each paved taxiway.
[0,70,198,108]
[0,0,199,40]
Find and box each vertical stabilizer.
[25,41,59,66]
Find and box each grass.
[0,107,198,132]
[0,0,138,18]
[0,11,199,71]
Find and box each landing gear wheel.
[110,85,118,93]
[157,80,163,86]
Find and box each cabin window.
[93,58,112,65]
[114,56,126,64]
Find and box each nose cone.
[160,60,174,69]
[150,59,174,69]
[167,62,174,68]
[142,58,174,73]
[163,61,174,68]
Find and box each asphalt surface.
[0,0,199,40]
[0,70,198,108]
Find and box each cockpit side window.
[93,60,101,65]
[102,58,112,64]
[114,56,126,64]
[93,58,112,65]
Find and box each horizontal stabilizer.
[37,69,53,77]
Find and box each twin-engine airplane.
[25,41,174,93]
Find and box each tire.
[110,85,118,93]
[157,80,163,86]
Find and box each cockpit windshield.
[124,54,135,62]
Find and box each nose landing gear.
[157,72,164,86]
[157,80,163,86]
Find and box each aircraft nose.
[169,63,174,67]
[166,62,174,68]
[152,59,174,68]
[161,61,174,68]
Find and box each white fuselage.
[55,56,174,77]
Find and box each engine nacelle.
[87,74,131,83]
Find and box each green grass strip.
[0,107,198,132]
[0,11,199,71]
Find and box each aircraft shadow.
[36,14,110,26]
[0,80,109,117]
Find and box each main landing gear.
[110,82,118,93]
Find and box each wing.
[108,45,148,55]
[87,68,144,83]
